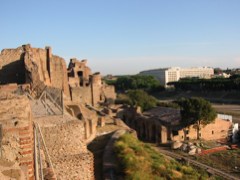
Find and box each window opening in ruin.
[186,130,189,134]
[212,130,214,134]
[172,130,179,136]
[78,71,84,86]
[186,137,190,140]
[77,71,83,77]
[68,70,74,77]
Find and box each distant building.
[140,67,214,87]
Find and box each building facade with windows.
[140,67,214,87]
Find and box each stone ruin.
[0,44,70,98]
[68,58,116,106]
[0,44,116,179]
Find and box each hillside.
[114,133,216,180]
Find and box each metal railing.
[34,122,57,180]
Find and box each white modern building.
[140,67,214,87]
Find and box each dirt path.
[87,133,113,180]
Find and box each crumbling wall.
[24,45,70,97]
[0,44,70,98]
[68,59,116,106]
[102,84,116,101]
[0,93,34,179]
[71,87,92,105]
[173,118,232,141]
[0,47,25,84]
[50,55,70,97]
[91,73,102,106]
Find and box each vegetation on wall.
[114,133,213,180]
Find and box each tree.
[126,90,158,111]
[113,75,164,92]
[177,97,217,139]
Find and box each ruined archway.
[151,125,157,142]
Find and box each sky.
[0,0,240,75]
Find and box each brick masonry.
[0,93,34,179]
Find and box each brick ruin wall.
[0,93,34,179]
[0,45,116,179]
[0,45,70,97]
[172,118,232,141]
[0,47,25,84]
[71,87,92,105]
[102,84,116,101]
[91,74,102,106]
[119,107,232,144]
[70,73,116,106]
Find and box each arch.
[151,125,157,142]
[142,122,147,140]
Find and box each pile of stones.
[172,141,202,155]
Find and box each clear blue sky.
[1,0,240,75]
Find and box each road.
[154,148,239,180]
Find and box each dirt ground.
[193,149,240,178]
[212,104,240,123]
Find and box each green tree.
[126,90,158,111]
[114,75,164,92]
[177,97,217,139]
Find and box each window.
[172,130,179,136]
[212,130,214,134]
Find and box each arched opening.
[151,125,157,142]
[142,123,147,140]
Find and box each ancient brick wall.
[25,45,70,97]
[71,87,92,105]
[172,118,232,141]
[0,93,34,179]
[102,84,116,101]
[50,55,70,97]
[68,59,116,106]
[0,47,25,84]
[0,45,70,98]
[91,73,102,106]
